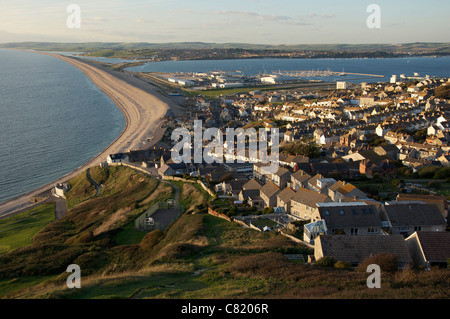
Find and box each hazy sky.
[0,0,449,44]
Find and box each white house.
[107,153,129,164]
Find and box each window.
[351,228,359,235]
[368,227,378,234]
[415,226,422,232]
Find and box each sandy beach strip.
[0,53,172,218]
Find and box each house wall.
[405,233,428,269]
[291,201,315,220]
[277,198,291,214]
[314,237,325,261]
[391,225,446,237]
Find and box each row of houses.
[314,231,450,270]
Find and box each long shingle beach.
[0,52,178,218]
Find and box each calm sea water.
[127,56,450,83]
[0,49,125,204]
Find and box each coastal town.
[1,0,450,304]
[106,68,450,270]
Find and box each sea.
[1,50,450,204]
[126,56,450,83]
[0,49,126,204]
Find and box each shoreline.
[0,52,178,218]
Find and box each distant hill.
[1,41,450,53]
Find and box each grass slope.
[1,166,449,299]
[0,203,55,254]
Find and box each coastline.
[0,52,178,218]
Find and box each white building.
[336,81,348,90]
[390,75,397,84]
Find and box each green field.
[0,203,55,254]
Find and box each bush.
[428,181,442,189]
[316,256,336,268]
[391,179,401,188]
[356,253,398,273]
[434,167,450,180]
[334,261,352,270]
[418,166,440,179]
[262,207,274,215]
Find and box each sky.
[0,0,449,44]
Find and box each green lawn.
[113,222,147,246]
[0,203,55,254]
[0,276,57,298]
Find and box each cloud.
[300,13,337,20]
[135,17,153,24]
[214,10,292,22]
[83,16,109,25]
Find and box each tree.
[418,166,441,179]
[435,85,450,99]
[434,167,450,180]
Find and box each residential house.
[239,189,264,208]
[327,181,368,202]
[107,153,129,164]
[360,159,397,177]
[272,167,292,188]
[259,181,281,208]
[276,188,296,214]
[310,202,383,236]
[310,162,351,178]
[374,144,400,160]
[307,175,337,194]
[242,179,263,191]
[396,194,449,223]
[290,171,312,191]
[303,220,327,245]
[253,163,274,184]
[405,231,450,269]
[381,202,447,237]
[314,235,413,269]
[291,188,332,220]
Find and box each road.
[86,168,101,197]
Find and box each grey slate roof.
[383,203,446,227]
[413,231,450,262]
[242,179,263,190]
[317,203,382,229]
[318,235,412,266]
[292,188,331,208]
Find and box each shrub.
[428,181,442,189]
[356,253,398,273]
[334,261,352,270]
[434,167,450,180]
[262,207,274,215]
[316,256,336,268]
[418,166,440,179]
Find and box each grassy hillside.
[0,203,55,254]
[0,165,448,299]
[2,41,450,54]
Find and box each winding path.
[86,168,101,197]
